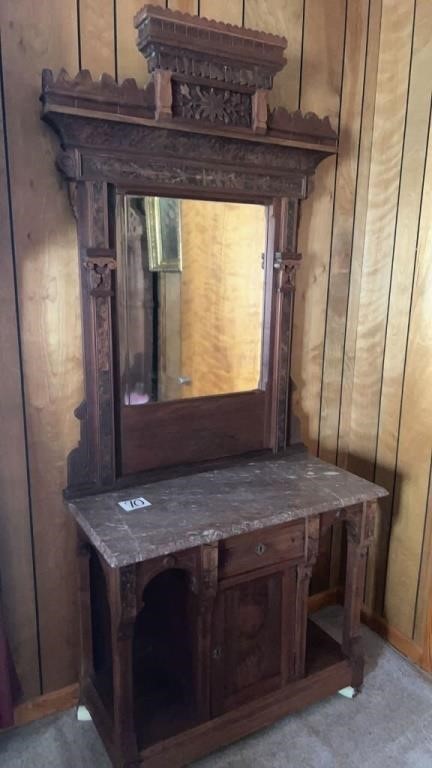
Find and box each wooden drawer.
[219,521,305,579]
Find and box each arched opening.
[133,568,198,749]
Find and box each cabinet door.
[211,567,296,715]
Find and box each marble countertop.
[66,453,387,567]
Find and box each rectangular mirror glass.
[117,195,268,405]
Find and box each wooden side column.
[294,515,320,678]
[196,543,219,722]
[77,533,94,692]
[343,501,377,689]
[107,564,139,766]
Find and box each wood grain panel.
[79,0,115,76]
[244,0,304,111]
[318,0,370,465]
[0,47,40,700]
[199,0,243,25]
[345,0,415,483]
[121,392,267,474]
[415,455,432,664]
[367,0,432,614]
[116,0,165,84]
[291,0,345,458]
[0,0,82,692]
[384,113,432,637]
[337,0,382,468]
[168,0,198,12]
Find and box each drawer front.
[219,521,305,579]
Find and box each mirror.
[117,195,268,406]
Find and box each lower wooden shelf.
[305,619,345,675]
[136,635,351,768]
[84,620,352,768]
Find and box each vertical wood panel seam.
[242,0,245,28]
[297,0,306,110]
[0,33,43,695]
[316,0,349,458]
[335,0,376,466]
[413,452,432,639]
[372,0,418,483]
[380,94,432,609]
[76,0,82,70]
[113,0,119,81]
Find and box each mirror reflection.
[117,195,268,405]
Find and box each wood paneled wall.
[0,0,431,703]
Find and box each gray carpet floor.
[1,607,432,768]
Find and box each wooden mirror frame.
[40,4,338,497]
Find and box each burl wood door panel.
[211,567,297,715]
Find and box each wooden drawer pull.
[255,543,267,556]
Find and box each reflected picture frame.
[144,196,183,272]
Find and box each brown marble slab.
[66,454,387,568]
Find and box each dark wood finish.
[121,391,267,475]
[219,521,304,579]
[137,660,353,768]
[108,564,139,763]
[211,569,285,715]
[40,7,384,768]
[343,501,376,689]
[294,515,320,679]
[66,183,117,495]
[71,488,383,768]
[134,4,287,96]
[40,5,338,493]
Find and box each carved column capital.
[83,248,117,296]
[274,251,302,293]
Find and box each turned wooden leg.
[343,502,376,689]
[107,564,139,766]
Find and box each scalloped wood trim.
[41,69,155,110]
[133,4,287,48]
[268,107,338,147]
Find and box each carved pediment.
[134,4,287,90]
[41,68,155,118]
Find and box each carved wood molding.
[134,4,286,91]
[52,113,325,169]
[41,68,155,118]
[83,248,117,296]
[42,68,337,148]
[268,107,337,148]
[44,6,338,495]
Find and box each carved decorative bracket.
[274,251,302,293]
[83,248,117,296]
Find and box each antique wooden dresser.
[40,5,386,767]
